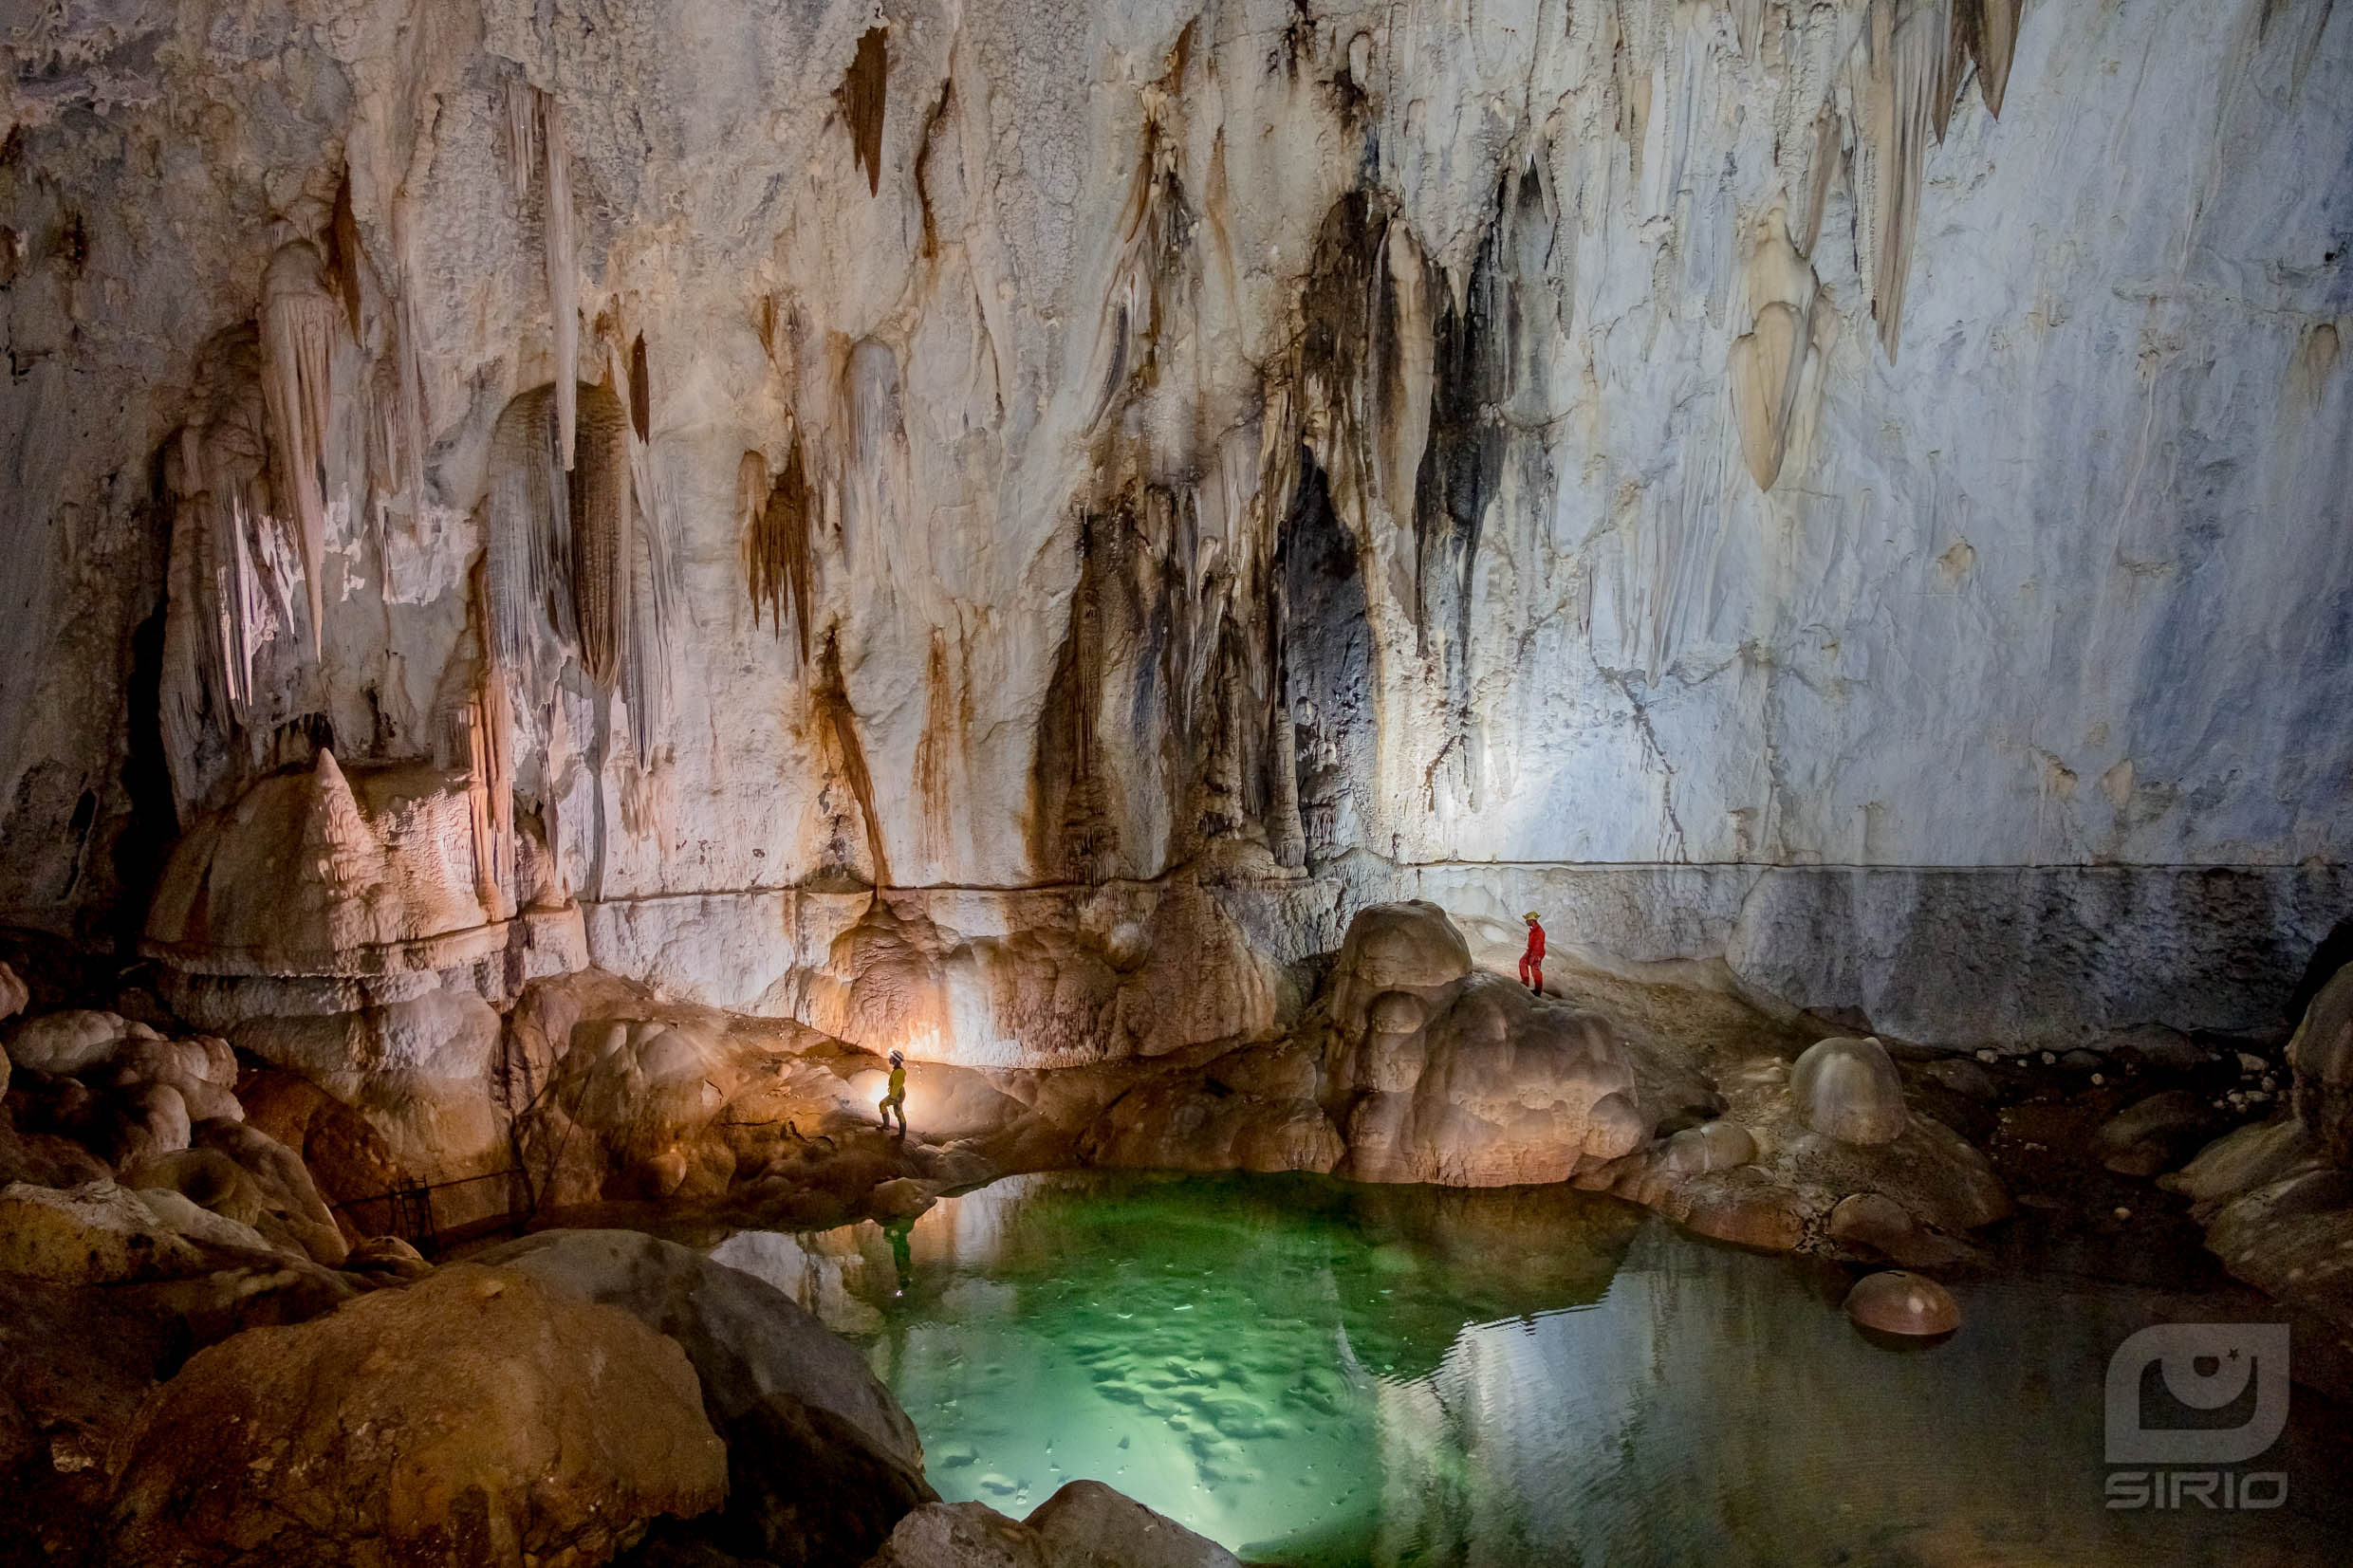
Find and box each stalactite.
[258,241,342,656]
[462,558,515,919]
[814,630,893,887]
[484,383,572,683]
[745,433,815,662]
[328,169,365,345]
[1853,0,1954,364]
[543,91,579,467]
[1970,0,2024,119]
[503,76,539,203]
[840,26,889,196]
[567,379,633,691]
[628,333,651,444]
[391,203,431,516]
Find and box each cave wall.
[2,1,2348,1040]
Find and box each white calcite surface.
[1,2,2346,1057]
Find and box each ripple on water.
[734,1171,2353,1567]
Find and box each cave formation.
[3,2,2351,1565]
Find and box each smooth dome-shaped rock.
[106,1263,727,1567]
[4,1009,138,1075]
[1843,1269,1962,1337]
[1792,1036,1909,1145]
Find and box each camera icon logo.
[2105,1322,2290,1465]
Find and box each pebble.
[1975,1048,1998,1064]
[2040,1051,2057,1066]
[2114,1207,2132,1220]
[2090,1073,2105,1086]
[2237,1052,2268,1075]
[2261,1076,2277,1092]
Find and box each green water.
[711,1171,2352,1566]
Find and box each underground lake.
[709,1171,2353,1568]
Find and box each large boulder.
[0,960,26,1024]
[477,1228,932,1568]
[864,1483,1239,1568]
[2289,964,2353,1165]
[107,1263,727,1567]
[1339,974,1646,1186]
[0,1181,202,1283]
[4,1009,140,1076]
[1327,900,1473,1037]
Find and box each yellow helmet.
[1525,912,1541,921]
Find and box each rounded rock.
[1843,1270,1961,1337]
[1366,990,1429,1036]
[1791,1036,1909,1145]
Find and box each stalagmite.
[463,560,515,918]
[840,27,889,196]
[258,242,342,655]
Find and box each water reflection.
[710,1171,2350,1566]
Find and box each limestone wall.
[2,1,2346,1043]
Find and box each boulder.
[1024,1481,1239,1568]
[234,1066,405,1230]
[124,1119,348,1269]
[191,1117,347,1265]
[865,1502,1051,1568]
[1339,973,1647,1186]
[4,1009,137,1076]
[1082,1043,1345,1176]
[1791,1037,1909,1144]
[1825,1191,1975,1268]
[132,1185,277,1256]
[107,1263,727,1568]
[863,1484,1240,1568]
[0,1181,203,1282]
[2289,965,2353,1165]
[1843,1269,1961,1337]
[2095,1090,2219,1178]
[1675,1168,1806,1251]
[1920,1057,1998,1100]
[1328,901,1473,1037]
[343,1234,433,1282]
[110,1034,242,1122]
[0,960,26,1024]
[476,1229,932,1568]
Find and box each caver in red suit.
[1519,913,1545,994]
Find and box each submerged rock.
[107,1262,726,1568]
[1843,1270,1962,1337]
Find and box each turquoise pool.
[711,1171,2352,1566]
